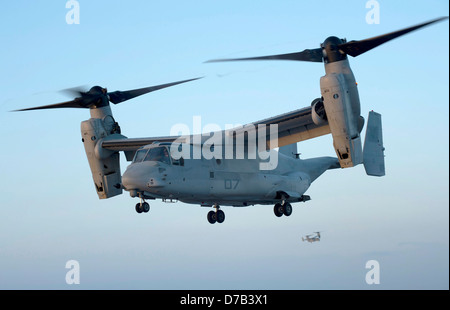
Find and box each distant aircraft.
[302,232,321,243]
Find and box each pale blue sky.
[0,1,448,289]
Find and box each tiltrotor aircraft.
[302,232,321,243]
[14,17,447,224]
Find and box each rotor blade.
[11,99,85,112]
[339,16,449,57]
[108,77,203,104]
[205,48,323,63]
[59,85,88,98]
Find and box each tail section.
[363,111,385,177]
[300,156,340,183]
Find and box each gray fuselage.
[122,143,339,207]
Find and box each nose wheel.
[207,205,225,224]
[135,196,150,214]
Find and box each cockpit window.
[133,149,148,163]
[144,147,171,165]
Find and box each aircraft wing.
[243,106,330,148]
[102,106,330,160]
[102,135,184,152]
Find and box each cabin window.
[133,149,148,163]
[144,147,171,165]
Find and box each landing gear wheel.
[135,201,149,214]
[282,202,292,216]
[216,210,225,223]
[135,203,143,214]
[142,202,150,213]
[274,203,284,217]
[207,211,217,224]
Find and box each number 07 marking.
[224,179,239,189]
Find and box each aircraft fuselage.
[122,143,339,207]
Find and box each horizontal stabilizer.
[363,111,385,177]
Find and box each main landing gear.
[207,205,225,224]
[135,196,150,214]
[273,201,292,217]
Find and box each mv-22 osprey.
[302,232,322,243]
[15,17,447,224]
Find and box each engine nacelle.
[320,59,363,168]
[311,98,327,126]
[81,106,126,199]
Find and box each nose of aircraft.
[122,162,167,192]
[122,164,149,190]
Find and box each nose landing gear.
[135,195,150,214]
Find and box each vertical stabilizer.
[363,111,385,177]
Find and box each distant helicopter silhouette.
[302,232,321,243]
